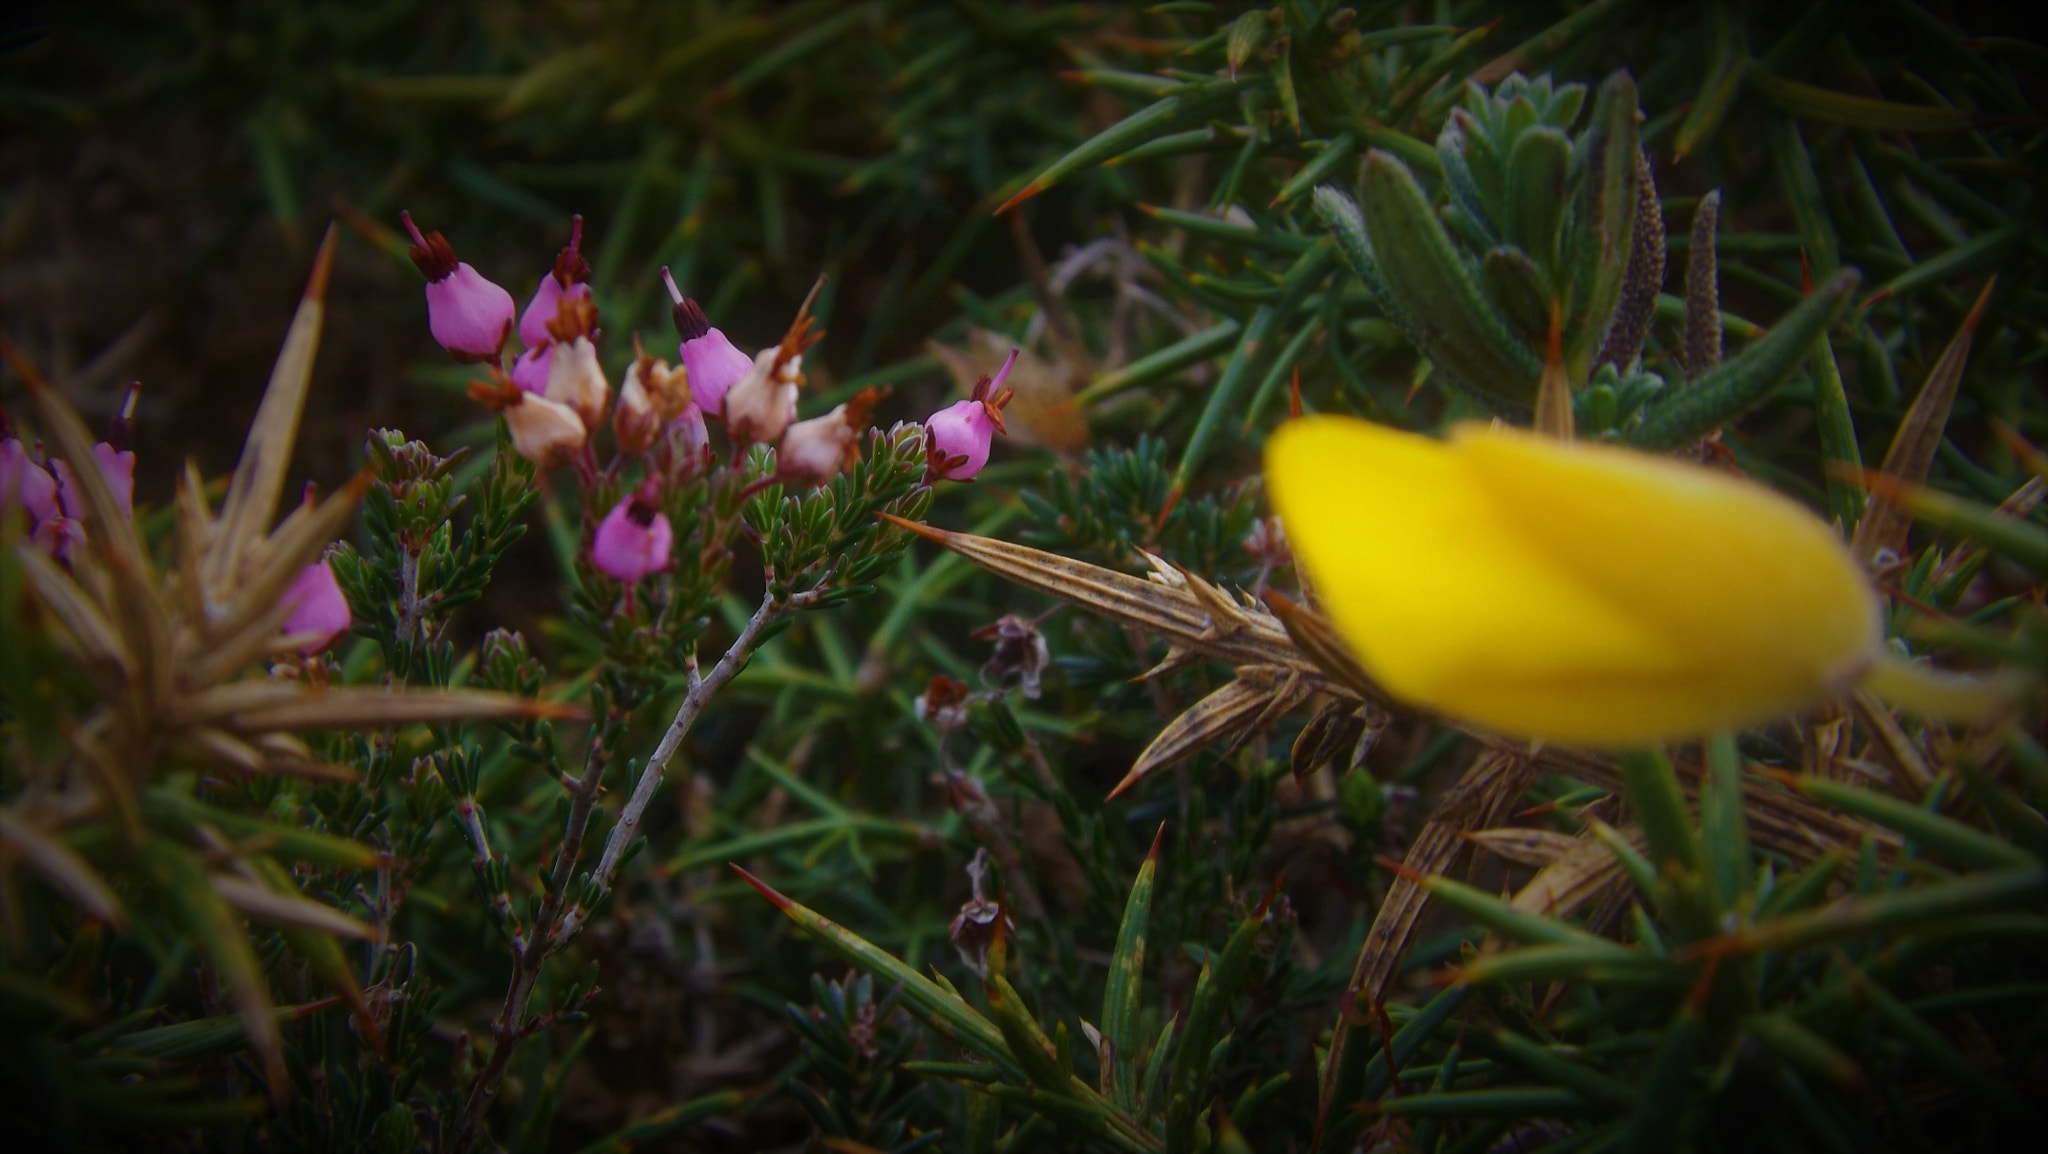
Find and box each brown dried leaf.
[880,517,1317,675]
[1510,824,1645,919]
[1465,826,1585,868]
[1316,749,1534,1137]
[1851,277,1996,563]
[1262,590,1383,704]
[1112,666,1317,798]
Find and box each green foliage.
[6,1,2048,1151]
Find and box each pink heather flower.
[53,443,136,522]
[925,347,1018,482]
[776,387,885,488]
[403,210,516,363]
[519,215,594,349]
[591,484,673,583]
[511,342,554,394]
[279,557,352,654]
[661,268,751,417]
[1,436,59,526]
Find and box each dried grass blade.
[1852,277,1996,563]
[0,807,129,929]
[229,687,583,733]
[12,543,130,684]
[211,227,336,593]
[210,875,383,941]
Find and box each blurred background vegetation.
[3,1,2045,1151]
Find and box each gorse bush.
[2,2,2045,1151]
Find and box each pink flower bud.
[667,403,711,474]
[1,437,58,526]
[776,386,885,488]
[925,348,1017,482]
[511,342,554,395]
[403,211,515,363]
[519,215,593,349]
[662,269,751,417]
[52,443,136,522]
[279,557,352,653]
[591,485,673,583]
[545,335,611,432]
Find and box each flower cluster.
[3,387,350,653]
[407,211,1024,588]
[2,386,134,560]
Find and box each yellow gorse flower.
[1265,417,1882,747]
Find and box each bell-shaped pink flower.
[661,269,751,417]
[1,436,59,526]
[591,484,673,583]
[776,387,884,488]
[511,342,554,395]
[279,557,352,653]
[403,211,516,364]
[925,348,1018,482]
[519,215,594,349]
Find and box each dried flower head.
[469,370,588,466]
[975,613,1051,699]
[776,386,885,488]
[724,278,826,448]
[947,848,1013,978]
[913,674,972,733]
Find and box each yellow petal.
[1264,418,1879,746]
